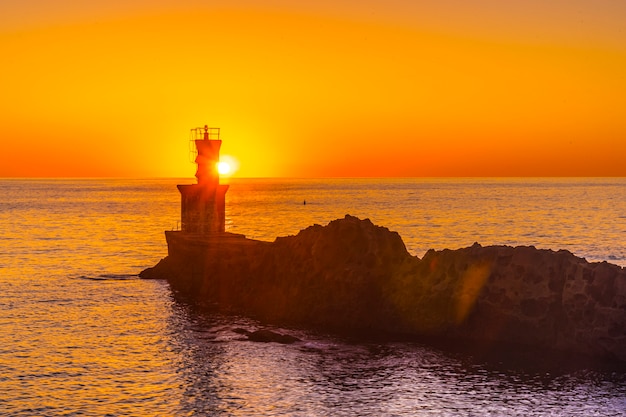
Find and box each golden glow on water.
[225,178,626,266]
[0,277,182,415]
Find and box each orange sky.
[1,0,625,177]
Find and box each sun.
[215,155,239,177]
[217,161,231,175]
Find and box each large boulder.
[387,243,626,361]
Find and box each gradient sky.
[1,0,625,177]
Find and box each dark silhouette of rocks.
[141,215,626,362]
[233,328,301,344]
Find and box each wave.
[77,273,139,281]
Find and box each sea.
[1,177,625,416]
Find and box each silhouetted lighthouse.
[177,125,229,234]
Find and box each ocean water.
[1,177,625,416]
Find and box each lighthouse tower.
[177,125,229,234]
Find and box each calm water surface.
[1,178,625,416]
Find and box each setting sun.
[216,155,239,177]
[217,161,231,176]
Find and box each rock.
[140,215,626,362]
[247,329,301,344]
[232,328,251,336]
[232,328,301,344]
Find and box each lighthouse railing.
[190,127,220,141]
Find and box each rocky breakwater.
[140,215,626,362]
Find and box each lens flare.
[217,155,239,177]
[217,161,231,175]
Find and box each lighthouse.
[177,125,229,234]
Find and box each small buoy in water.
[303,200,306,205]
